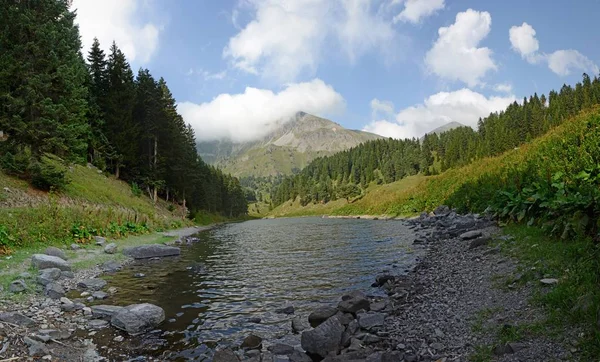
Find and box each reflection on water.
[96,217,419,360]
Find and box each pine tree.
[85,38,110,166]
[0,0,89,161]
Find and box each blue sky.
[72,0,600,142]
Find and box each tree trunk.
[152,136,158,203]
[115,163,120,179]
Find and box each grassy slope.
[0,164,190,251]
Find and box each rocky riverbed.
[0,211,575,361]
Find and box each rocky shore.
[0,211,575,361]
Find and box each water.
[93,217,419,360]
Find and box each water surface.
[95,217,419,360]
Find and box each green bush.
[0,146,32,176]
[29,154,70,191]
[131,182,142,197]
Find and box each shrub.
[0,146,32,176]
[29,154,70,191]
[131,182,142,197]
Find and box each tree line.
[0,0,247,217]
[272,73,600,207]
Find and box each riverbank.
[0,224,217,360]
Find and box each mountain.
[425,121,465,136]
[198,112,383,177]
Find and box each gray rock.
[101,260,122,273]
[430,342,444,351]
[44,246,66,260]
[288,351,312,362]
[374,274,395,287]
[78,278,107,291]
[60,297,75,312]
[104,243,117,254]
[24,336,49,357]
[540,278,559,285]
[338,296,370,314]
[31,254,71,271]
[0,312,36,327]
[301,316,344,358]
[357,312,385,330]
[45,282,65,299]
[341,290,367,301]
[37,268,62,286]
[247,317,261,324]
[276,305,295,314]
[122,244,181,259]
[460,230,483,240]
[61,271,74,279]
[269,343,295,355]
[70,244,80,250]
[292,316,310,334]
[92,291,109,300]
[241,334,262,349]
[111,303,165,335]
[213,349,240,362]
[88,319,109,329]
[493,344,514,355]
[9,279,27,293]
[36,329,71,341]
[469,236,491,249]
[91,305,126,319]
[308,306,338,327]
[94,236,106,245]
[433,205,451,216]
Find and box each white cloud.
[224,0,399,82]
[494,83,513,94]
[363,89,516,139]
[187,68,228,81]
[179,79,345,142]
[547,50,600,76]
[509,22,541,64]
[393,0,445,24]
[370,98,395,118]
[424,9,497,87]
[509,22,599,76]
[71,0,160,64]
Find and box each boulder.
[276,305,295,315]
[460,230,483,240]
[301,316,344,358]
[37,268,62,286]
[92,291,109,300]
[123,244,181,259]
[94,236,106,245]
[341,290,367,301]
[91,305,125,319]
[0,312,35,327]
[31,254,71,271]
[289,351,313,362]
[70,244,80,250]
[101,260,122,273]
[433,205,451,216]
[213,349,240,362]
[338,296,370,314]
[60,297,75,312]
[540,278,559,285]
[269,343,295,356]
[111,303,165,335]
[357,312,385,330]
[374,274,395,287]
[44,246,66,260]
[104,243,117,254]
[34,329,71,341]
[24,336,49,357]
[9,279,27,293]
[78,278,107,291]
[241,334,262,349]
[45,282,65,299]
[88,319,110,329]
[61,271,74,279]
[292,316,310,334]
[308,306,338,327]
[469,236,491,250]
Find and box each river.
[92,217,420,360]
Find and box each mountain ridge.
[197,112,382,177]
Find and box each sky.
[71,0,600,143]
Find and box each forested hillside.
[0,1,246,218]
[272,73,600,207]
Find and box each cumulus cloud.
[363,89,516,139]
[424,9,497,87]
[370,98,395,118]
[178,79,345,143]
[224,0,400,82]
[509,22,541,64]
[71,0,160,64]
[547,50,600,76]
[494,83,513,94]
[509,22,598,76]
[393,0,445,24]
